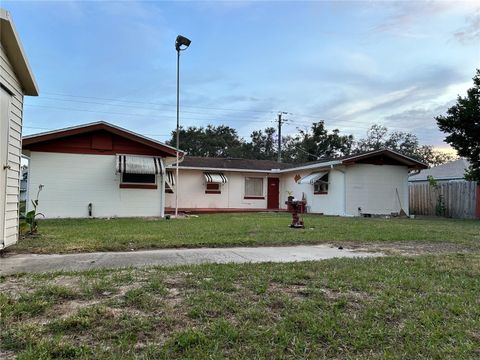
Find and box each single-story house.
[22,122,181,218]
[23,122,427,218]
[409,158,469,183]
[1,9,39,249]
[166,150,426,216]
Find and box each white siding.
[1,43,25,248]
[165,169,269,209]
[279,168,346,215]
[27,152,165,218]
[345,164,409,216]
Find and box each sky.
[4,0,480,153]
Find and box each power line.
[28,92,424,135]
[37,96,280,120]
[39,91,437,130]
[37,91,410,130]
[23,125,170,138]
[43,92,278,115]
[292,145,321,160]
[24,104,278,124]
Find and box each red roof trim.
[22,122,181,157]
[341,149,428,169]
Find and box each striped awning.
[166,170,175,186]
[204,172,228,184]
[298,171,328,185]
[116,155,165,175]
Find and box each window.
[205,183,221,194]
[244,177,264,198]
[314,173,329,194]
[165,183,174,193]
[120,173,157,189]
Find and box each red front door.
[267,178,280,209]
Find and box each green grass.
[11,213,480,254]
[1,254,479,358]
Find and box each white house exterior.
[23,122,181,219]
[166,151,421,217]
[1,9,39,249]
[23,122,427,219]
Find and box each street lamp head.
[175,35,191,51]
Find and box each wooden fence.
[409,181,478,219]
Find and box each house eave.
[0,8,39,96]
[279,160,342,173]
[167,165,274,174]
[22,121,183,157]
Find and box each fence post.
[476,184,480,219]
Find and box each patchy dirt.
[0,277,37,297]
[269,282,371,305]
[54,299,103,318]
[337,241,475,256]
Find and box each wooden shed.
[1,8,38,249]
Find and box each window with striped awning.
[116,155,165,175]
[165,170,175,193]
[203,172,228,184]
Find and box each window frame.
[313,173,329,195]
[205,182,221,194]
[244,176,265,199]
[120,172,157,189]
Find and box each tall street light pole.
[175,35,191,218]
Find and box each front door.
[267,177,279,209]
[0,87,12,247]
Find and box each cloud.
[323,65,463,118]
[372,1,479,38]
[453,11,480,44]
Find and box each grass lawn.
[1,254,479,359]
[10,213,480,254]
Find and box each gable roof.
[280,149,428,172]
[409,158,469,182]
[22,121,182,157]
[0,9,38,96]
[23,122,428,172]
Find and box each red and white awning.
[116,155,165,175]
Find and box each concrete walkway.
[0,245,382,275]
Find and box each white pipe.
[21,154,31,213]
[160,173,165,218]
[335,165,347,216]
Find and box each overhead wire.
[27,91,419,133]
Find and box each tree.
[167,125,243,157]
[356,124,389,152]
[355,125,455,166]
[244,127,278,160]
[413,146,456,167]
[436,69,480,180]
[286,121,354,163]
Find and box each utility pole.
[277,112,287,162]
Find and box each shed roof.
[409,158,469,182]
[0,8,38,96]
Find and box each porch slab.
[0,245,382,275]
[165,208,288,214]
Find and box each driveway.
[0,245,381,275]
